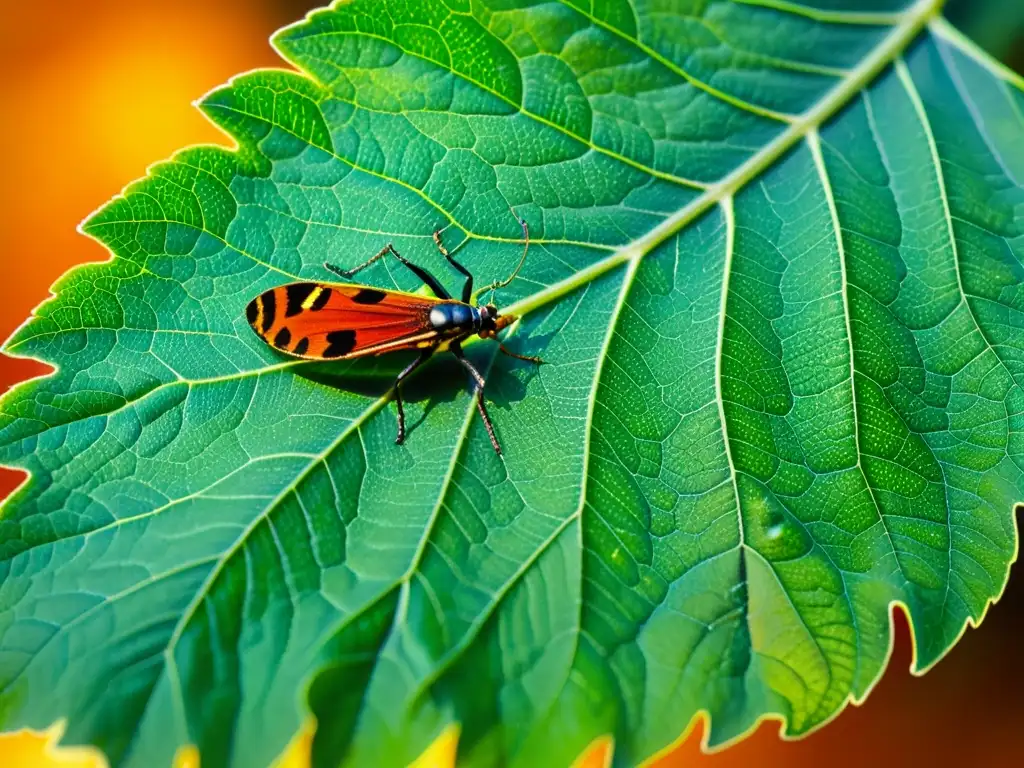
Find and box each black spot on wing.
[352,288,387,304]
[293,337,309,356]
[273,327,292,350]
[285,283,318,317]
[261,290,276,334]
[246,297,259,327]
[310,286,332,311]
[323,330,357,359]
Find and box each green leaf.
[1,1,1021,765]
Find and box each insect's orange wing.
[246,282,442,359]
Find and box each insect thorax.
[429,302,480,332]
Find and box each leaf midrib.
[505,0,942,321]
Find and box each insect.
[245,215,540,455]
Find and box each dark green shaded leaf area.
[1,1,1022,766]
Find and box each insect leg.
[471,210,529,305]
[450,341,501,455]
[325,243,392,279]
[393,347,434,445]
[433,229,473,304]
[499,343,544,365]
[325,244,452,300]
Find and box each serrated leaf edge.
[5,1,1023,766]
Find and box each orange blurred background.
[0,2,1021,766]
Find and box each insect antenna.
[472,210,529,306]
